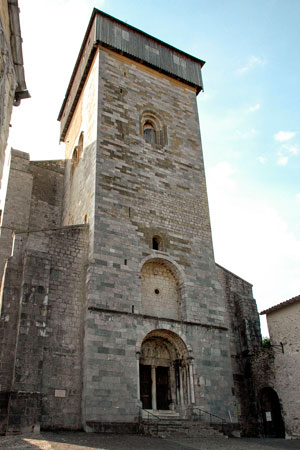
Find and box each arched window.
[143,121,156,144]
[71,147,79,164]
[141,111,167,147]
[71,131,84,173]
[152,236,161,251]
[78,131,84,154]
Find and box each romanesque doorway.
[139,329,194,412]
[259,387,285,438]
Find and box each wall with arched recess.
[141,259,182,320]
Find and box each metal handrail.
[139,407,161,422]
[192,407,225,432]
[138,407,161,434]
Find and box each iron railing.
[139,406,227,435]
[138,407,162,435]
[192,407,226,432]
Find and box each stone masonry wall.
[84,309,234,426]
[91,48,224,324]
[216,264,262,435]
[0,4,16,188]
[81,48,236,425]
[0,150,88,433]
[266,303,300,438]
[0,150,33,295]
[0,225,88,433]
[28,160,65,230]
[250,348,277,436]
[35,225,88,430]
[0,151,64,287]
[63,52,99,258]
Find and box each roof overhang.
[58,8,205,142]
[260,294,300,315]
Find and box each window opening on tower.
[143,121,156,144]
[152,236,161,251]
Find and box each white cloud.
[237,56,265,75]
[207,162,236,192]
[283,143,299,156]
[247,103,260,112]
[258,156,267,164]
[274,131,296,142]
[275,142,299,166]
[11,0,105,160]
[277,156,289,166]
[206,162,300,336]
[234,128,258,139]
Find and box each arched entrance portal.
[139,330,194,412]
[260,387,285,438]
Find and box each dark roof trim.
[58,8,205,124]
[260,294,300,315]
[93,8,205,67]
[58,9,97,122]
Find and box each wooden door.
[140,364,152,409]
[156,366,169,410]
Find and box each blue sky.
[8,0,300,335]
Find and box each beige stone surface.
[267,302,300,437]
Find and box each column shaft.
[151,366,157,410]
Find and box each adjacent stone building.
[260,295,300,439]
[0,0,29,190]
[0,9,263,435]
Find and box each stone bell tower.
[57,8,237,429]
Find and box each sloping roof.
[58,8,205,142]
[260,294,300,315]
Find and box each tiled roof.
[260,294,300,315]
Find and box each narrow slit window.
[152,236,161,250]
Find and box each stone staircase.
[139,410,227,438]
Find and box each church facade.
[0,9,262,435]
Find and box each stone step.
[140,420,227,438]
[141,409,180,420]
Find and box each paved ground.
[0,432,300,450]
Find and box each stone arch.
[140,255,185,287]
[140,256,187,320]
[259,387,285,438]
[141,329,190,360]
[141,257,183,320]
[140,110,167,147]
[138,329,195,412]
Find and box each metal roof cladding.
[58,8,205,142]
